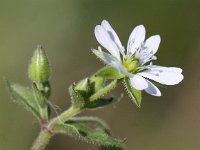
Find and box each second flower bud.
[28,45,51,83]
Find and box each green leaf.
[32,83,49,121]
[6,80,41,120]
[124,78,142,107]
[95,66,125,80]
[54,120,124,147]
[67,117,110,134]
[99,145,126,150]
[32,83,46,108]
[66,117,126,150]
[85,97,116,109]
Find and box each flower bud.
[74,78,92,97]
[28,45,50,82]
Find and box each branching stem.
[31,79,122,150]
[31,106,81,150]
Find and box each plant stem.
[48,106,81,127]
[31,128,53,150]
[89,79,122,102]
[31,106,81,150]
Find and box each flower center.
[123,57,140,73]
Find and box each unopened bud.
[28,45,50,82]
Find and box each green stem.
[40,106,48,123]
[48,106,81,126]
[89,79,122,102]
[31,128,53,150]
[31,106,81,150]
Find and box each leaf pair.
[53,117,125,150]
[6,80,50,122]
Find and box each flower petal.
[144,80,161,96]
[143,35,161,55]
[101,20,123,52]
[95,25,121,61]
[98,47,127,74]
[95,20,124,61]
[138,66,184,85]
[147,65,182,73]
[129,74,148,90]
[127,25,145,57]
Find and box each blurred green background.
[0,0,200,150]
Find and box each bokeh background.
[0,0,200,150]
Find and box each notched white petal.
[144,80,161,96]
[101,20,123,51]
[144,35,161,55]
[127,25,146,57]
[129,74,148,90]
[95,25,121,61]
[95,20,124,61]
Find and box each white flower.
[94,20,184,96]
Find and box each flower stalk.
[89,79,122,102]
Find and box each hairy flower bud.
[28,45,50,82]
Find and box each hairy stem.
[31,127,53,150]
[89,79,122,102]
[48,106,81,127]
[31,106,81,150]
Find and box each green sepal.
[54,119,124,147]
[6,80,41,120]
[69,84,85,109]
[92,49,105,62]
[92,49,115,64]
[124,78,142,107]
[95,66,125,80]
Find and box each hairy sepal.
[124,78,142,107]
[95,66,125,80]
